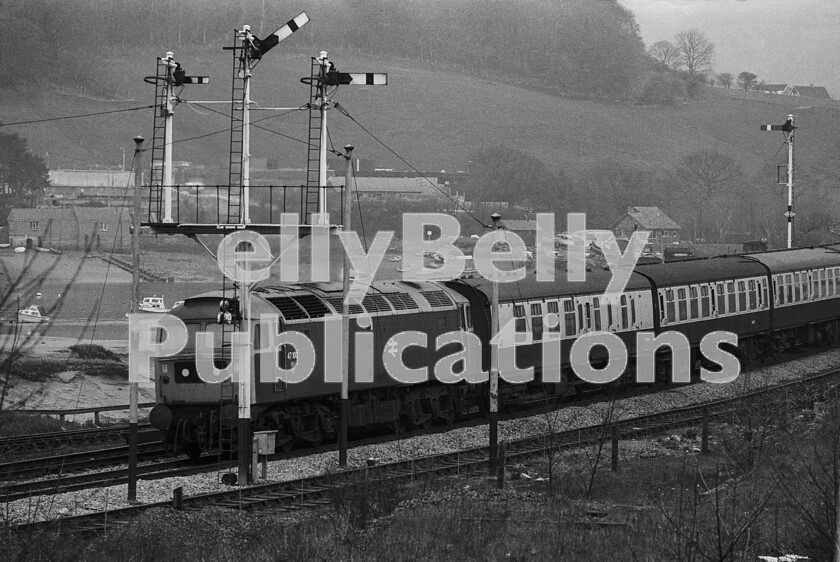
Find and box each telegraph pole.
[128,135,144,503]
[488,212,501,475]
[339,144,354,468]
[760,114,796,248]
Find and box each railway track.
[0,424,153,455]
[0,441,167,481]
[12,364,840,534]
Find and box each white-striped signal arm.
[274,12,310,42]
[347,73,388,85]
[257,12,310,56]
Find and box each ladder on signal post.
[227,34,247,224]
[302,57,325,225]
[300,54,387,226]
[148,57,171,223]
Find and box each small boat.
[0,243,10,249]
[17,305,50,323]
[138,296,168,313]
[14,247,25,254]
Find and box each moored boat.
[17,305,49,323]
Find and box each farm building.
[611,206,682,248]
[7,207,131,251]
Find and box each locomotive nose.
[150,404,174,430]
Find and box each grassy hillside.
[2,47,839,181]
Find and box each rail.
[14,403,156,424]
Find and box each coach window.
[630,296,637,326]
[735,281,746,311]
[820,270,827,298]
[700,286,710,317]
[775,277,782,305]
[830,269,836,296]
[716,283,726,314]
[584,302,592,330]
[513,304,527,332]
[665,289,676,323]
[689,286,699,319]
[793,273,801,302]
[606,300,614,330]
[620,295,629,329]
[547,301,561,333]
[531,303,544,340]
[578,303,584,332]
[564,300,576,336]
[785,274,793,303]
[802,272,810,300]
[726,281,736,312]
[592,298,602,330]
[677,288,687,321]
[748,280,757,310]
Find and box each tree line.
[1,0,649,100]
[462,144,840,249]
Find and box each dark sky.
[619,0,840,97]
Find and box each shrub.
[637,72,685,105]
[68,344,121,362]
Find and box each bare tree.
[648,40,679,69]
[674,28,715,77]
[717,72,734,89]
[737,71,758,91]
[676,149,743,242]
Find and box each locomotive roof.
[741,244,840,273]
[634,254,768,287]
[453,266,651,302]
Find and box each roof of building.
[794,85,832,99]
[327,176,445,196]
[614,206,681,230]
[754,83,790,92]
[502,219,537,231]
[8,207,130,223]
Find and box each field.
[3,48,839,180]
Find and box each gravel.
[4,349,839,525]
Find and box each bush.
[637,72,685,106]
[68,344,121,362]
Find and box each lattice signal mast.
[145,54,209,224]
[300,53,387,226]
[225,12,310,225]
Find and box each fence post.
[496,442,506,490]
[172,487,183,511]
[611,425,619,472]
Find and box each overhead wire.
[0,106,153,127]
[333,102,489,229]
